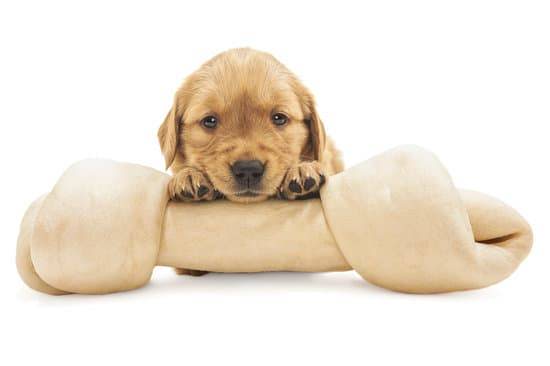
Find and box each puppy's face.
[159,49,325,202]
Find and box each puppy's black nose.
[231,160,265,187]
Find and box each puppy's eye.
[271,113,288,126]
[201,116,218,129]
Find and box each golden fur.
[158,48,343,204]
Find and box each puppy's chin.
[225,193,270,203]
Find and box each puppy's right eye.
[201,116,218,129]
[271,113,288,126]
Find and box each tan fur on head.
[158,48,342,203]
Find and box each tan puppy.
[158,48,343,204]
[159,48,344,275]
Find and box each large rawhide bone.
[16,146,532,295]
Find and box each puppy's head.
[158,48,325,202]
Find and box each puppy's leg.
[168,166,220,202]
[279,161,326,200]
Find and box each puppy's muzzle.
[231,160,265,189]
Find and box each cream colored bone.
[16,146,532,295]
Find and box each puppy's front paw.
[168,167,219,202]
[279,161,326,200]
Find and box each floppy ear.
[294,79,327,162]
[157,98,180,169]
[306,104,327,162]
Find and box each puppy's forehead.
[184,52,303,118]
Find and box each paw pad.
[289,180,302,193]
[182,190,194,199]
[197,185,210,198]
[303,177,316,191]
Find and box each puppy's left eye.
[271,113,288,126]
[201,116,218,129]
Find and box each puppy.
[158,48,343,208]
[158,48,343,275]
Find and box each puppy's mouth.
[207,163,286,203]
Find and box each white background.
[1,1,549,365]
